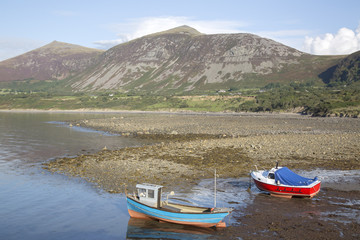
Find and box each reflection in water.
[126,218,214,240]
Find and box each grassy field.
[1,83,359,117]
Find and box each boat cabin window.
[148,189,155,198]
[138,188,147,197]
[268,173,275,179]
[137,186,157,199]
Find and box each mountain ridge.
[70,26,314,93]
[0,26,349,93]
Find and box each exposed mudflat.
[43,112,360,193]
[216,187,360,240]
[43,112,360,239]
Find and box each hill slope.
[0,41,103,82]
[71,26,317,93]
[324,50,360,86]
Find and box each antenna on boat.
[275,161,279,169]
[214,168,217,208]
[247,170,252,192]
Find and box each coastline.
[42,111,360,193]
[0,108,306,116]
[38,111,360,239]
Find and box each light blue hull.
[127,197,230,227]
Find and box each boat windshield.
[268,173,275,179]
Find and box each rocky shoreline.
[43,112,360,193]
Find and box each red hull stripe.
[253,179,321,197]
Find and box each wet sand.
[42,112,360,239]
[217,187,360,240]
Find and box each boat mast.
[214,168,217,208]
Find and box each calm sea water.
[0,112,152,240]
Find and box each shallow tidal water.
[0,112,148,240]
[0,112,235,239]
[0,112,359,240]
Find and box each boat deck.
[161,202,210,213]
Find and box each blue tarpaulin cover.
[274,167,316,186]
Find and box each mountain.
[0,26,345,94]
[319,50,360,86]
[0,41,103,82]
[70,25,315,93]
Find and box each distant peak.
[40,41,103,53]
[170,25,202,34]
[149,25,203,37]
[45,40,72,48]
[49,40,66,45]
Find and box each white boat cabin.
[136,183,163,208]
[253,167,283,185]
[264,167,282,180]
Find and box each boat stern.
[215,221,226,228]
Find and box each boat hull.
[253,178,321,198]
[127,197,230,228]
[126,218,214,239]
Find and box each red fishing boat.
[251,163,321,198]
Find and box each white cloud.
[93,16,247,49]
[303,25,360,55]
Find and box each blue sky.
[1,0,360,61]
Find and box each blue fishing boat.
[126,183,233,228]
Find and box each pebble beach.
[43,112,360,193]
